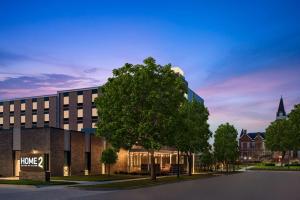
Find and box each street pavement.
[0,171,299,200]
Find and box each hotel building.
[0,69,204,178]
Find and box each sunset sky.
[0,0,300,133]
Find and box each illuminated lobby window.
[64,110,69,119]
[77,109,83,118]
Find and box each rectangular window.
[64,110,69,119]
[32,102,37,110]
[77,109,83,118]
[10,116,14,124]
[0,105,3,113]
[21,116,25,123]
[77,123,83,131]
[92,122,96,128]
[32,114,37,122]
[92,93,98,102]
[92,107,97,117]
[21,103,26,111]
[10,104,14,112]
[63,96,69,105]
[0,117,3,124]
[44,114,49,122]
[63,124,69,130]
[44,101,49,109]
[77,95,83,104]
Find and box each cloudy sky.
[0,0,300,133]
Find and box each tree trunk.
[188,153,193,176]
[281,151,286,166]
[177,149,180,178]
[150,150,156,181]
[226,162,229,173]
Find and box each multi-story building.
[0,68,205,177]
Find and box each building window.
[32,114,37,123]
[92,93,98,102]
[64,110,69,119]
[63,96,69,105]
[92,122,96,128]
[44,101,49,109]
[44,114,49,122]
[21,103,26,111]
[10,103,14,112]
[77,123,83,131]
[92,107,97,117]
[77,94,83,104]
[32,102,37,110]
[10,116,14,124]
[63,124,69,130]
[0,117,3,125]
[0,105,3,113]
[77,109,83,118]
[21,116,25,124]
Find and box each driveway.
[0,171,299,200]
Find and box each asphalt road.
[0,171,299,200]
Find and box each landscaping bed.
[0,179,77,186]
[52,174,146,182]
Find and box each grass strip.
[76,174,216,190]
[0,179,77,186]
[52,174,145,182]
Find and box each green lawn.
[76,174,216,190]
[250,164,300,171]
[52,174,146,182]
[0,179,77,186]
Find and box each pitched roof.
[276,96,286,117]
[246,132,265,140]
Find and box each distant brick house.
[239,97,287,162]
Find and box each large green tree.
[288,104,300,153]
[173,100,211,176]
[96,57,187,180]
[265,119,294,164]
[101,148,118,176]
[213,123,239,172]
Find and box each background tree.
[173,100,211,176]
[96,57,187,180]
[200,147,214,171]
[213,123,239,173]
[101,148,118,176]
[288,104,300,156]
[265,119,294,165]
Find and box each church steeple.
[276,96,286,120]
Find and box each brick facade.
[0,129,13,177]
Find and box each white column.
[192,153,195,174]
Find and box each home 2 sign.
[20,154,44,171]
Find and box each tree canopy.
[101,148,118,175]
[288,104,300,150]
[96,57,187,179]
[265,119,295,161]
[213,123,239,171]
